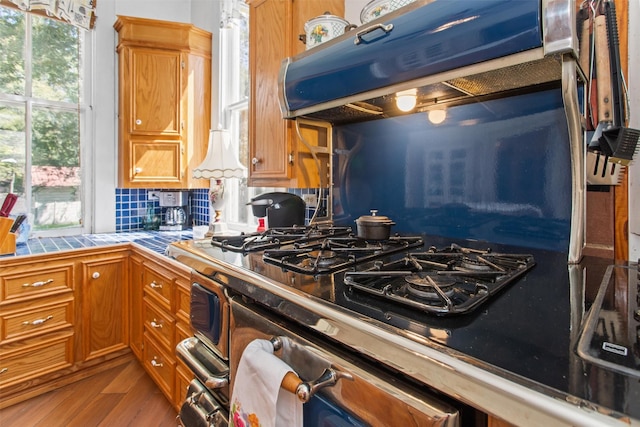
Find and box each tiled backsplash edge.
[115,188,323,233]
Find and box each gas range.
[206,226,534,317]
[166,232,640,423]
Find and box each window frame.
[0,6,92,237]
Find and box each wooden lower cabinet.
[130,247,193,410]
[0,248,131,409]
[80,253,129,361]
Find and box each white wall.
[629,0,640,260]
[345,0,370,25]
[91,0,220,232]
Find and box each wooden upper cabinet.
[247,0,343,188]
[114,16,212,189]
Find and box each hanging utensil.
[588,14,613,151]
[597,0,639,165]
[578,6,595,131]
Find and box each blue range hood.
[279,0,578,124]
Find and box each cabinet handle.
[136,119,142,125]
[150,319,163,329]
[22,279,54,288]
[92,272,100,279]
[288,152,294,164]
[151,357,163,368]
[0,368,7,374]
[150,281,162,289]
[251,157,261,165]
[134,167,142,174]
[22,315,53,326]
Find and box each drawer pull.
[150,319,163,329]
[151,357,163,368]
[92,272,100,279]
[0,368,7,374]
[22,315,54,326]
[150,281,163,289]
[22,279,54,288]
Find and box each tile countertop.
[6,230,194,257]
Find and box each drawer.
[143,297,175,351]
[143,267,173,311]
[0,263,74,305]
[143,332,175,400]
[175,283,190,324]
[175,363,194,409]
[175,321,192,345]
[1,297,74,344]
[0,331,74,389]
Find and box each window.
[219,0,277,228]
[0,6,88,235]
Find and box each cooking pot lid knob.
[370,209,378,216]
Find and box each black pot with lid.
[355,210,395,240]
[247,192,306,228]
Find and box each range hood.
[278,0,579,124]
[278,0,586,264]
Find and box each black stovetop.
[167,234,640,421]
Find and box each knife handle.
[594,15,612,124]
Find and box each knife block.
[0,217,16,255]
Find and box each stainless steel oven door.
[177,377,229,427]
[190,270,229,360]
[229,298,460,427]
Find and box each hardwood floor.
[0,359,178,427]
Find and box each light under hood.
[279,0,578,124]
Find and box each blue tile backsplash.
[115,187,319,233]
[115,188,210,232]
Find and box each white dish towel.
[230,338,303,427]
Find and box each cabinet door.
[129,48,182,136]
[128,139,182,184]
[248,0,293,184]
[247,0,343,188]
[80,255,128,361]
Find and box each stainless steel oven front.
[176,271,231,427]
[229,297,461,427]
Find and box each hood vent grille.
[301,54,564,125]
[447,55,563,97]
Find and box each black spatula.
[597,0,639,165]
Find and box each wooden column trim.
[614,0,629,261]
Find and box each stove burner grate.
[344,245,535,316]
[263,235,424,275]
[210,225,353,252]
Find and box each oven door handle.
[177,338,229,390]
[271,336,354,403]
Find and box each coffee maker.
[158,191,189,231]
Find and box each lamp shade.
[193,129,246,179]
